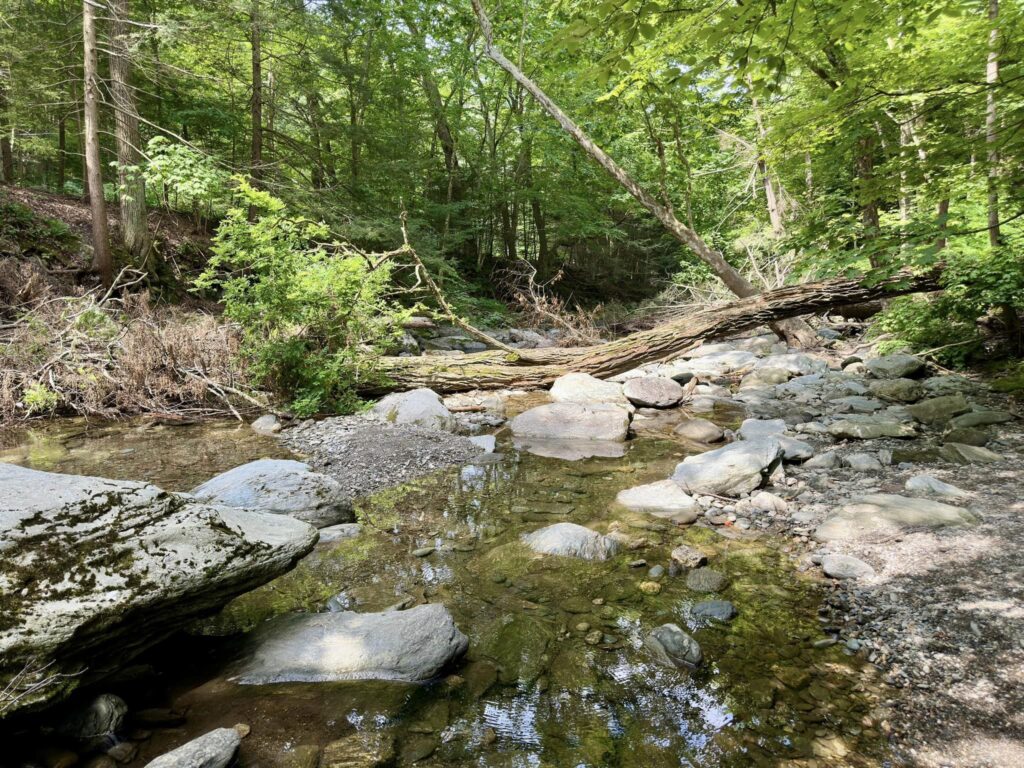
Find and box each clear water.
[1,417,891,767]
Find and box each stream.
[1,417,891,767]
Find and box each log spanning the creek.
[363,270,942,396]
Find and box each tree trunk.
[83,0,112,287]
[249,1,262,220]
[0,66,14,184]
[855,133,881,266]
[935,198,950,250]
[57,116,66,191]
[752,95,784,236]
[109,0,150,264]
[367,269,941,395]
[986,0,1001,247]
[470,0,815,347]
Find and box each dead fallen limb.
[364,269,942,395]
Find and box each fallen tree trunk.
[364,270,941,395]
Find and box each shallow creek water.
[2,417,891,767]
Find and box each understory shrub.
[196,180,407,416]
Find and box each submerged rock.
[233,604,468,684]
[814,493,977,542]
[371,388,455,431]
[615,480,699,524]
[672,438,784,496]
[686,567,728,593]
[622,376,684,408]
[521,522,620,560]
[645,624,703,668]
[145,728,241,768]
[0,464,317,716]
[192,459,353,528]
[673,418,725,443]
[512,437,626,461]
[509,402,630,442]
[692,600,737,622]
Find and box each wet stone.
[692,599,737,622]
[686,568,729,593]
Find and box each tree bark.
[751,95,784,236]
[0,63,14,184]
[469,0,815,347]
[83,0,112,286]
[249,0,262,220]
[366,269,941,395]
[109,0,150,264]
[986,0,1001,247]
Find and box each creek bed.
[1,418,891,767]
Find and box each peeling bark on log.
[365,271,940,395]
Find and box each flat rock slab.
[672,438,783,497]
[192,459,353,528]
[906,394,971,425]
[686,567,729,593]
[510,402,630,442]
[622,376,684,408]
[371,388,455,431]
[939,443,1004,464]
[233,604,468,684]
[0,464,318,716]
[822,554,875,580]
[827,419,916,440]
[615,480,699,524]
[814,493,978,542]
[145,728,241,768]
[905,474,970,498]
[948,410,1014,429]
[549,372,631,409]
[522,522,620,560]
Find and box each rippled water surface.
[2,417,891,767]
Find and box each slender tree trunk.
[935,198,950,250]
[109,0,150,264]
[249,0,262,220]
[308,91,324,189]
[856,133,881,265]
[470,0,814,346]
[57,116,66,190]
[0,65,14,184]
[752,95,784,236]
[986,0,1001,247]
[83,0,112,286]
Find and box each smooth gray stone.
[866,354,925,379]
[939,443,1004,464]
[469,434,497,453]
[948,410,1014,429]
[250,414,282,434]
[868,378,925,404]
[905,474,970,499]
[822,554,875,580]
[549,372,632,409]
[145,728,241,768]
[906,394,971,425]
[233,604,468,684]
[512,437,626,460]
[814,494,977,542]
[510,402,630,442]
[622,376,684,408]
[645,624,703,668]
[686,567,728,593]
[843,452,883,472]
[692,600,737,622]
[192,459,353,528]
[522,522,620,561]
[827,419,916,440]
[615,480,699,524]
[672,438,783,497]
[371,388,455,431]
[673,417,725,442]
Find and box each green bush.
[196,179,407,416]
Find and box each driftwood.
[365,270,941,395]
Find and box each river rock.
[831,395,884,413]
[670,351,756,378]
[0,464,317,716]
[510,402,630,442]
[622,376,684,408]
[234,604,468,684]
[755,353,828,376]
[692,600,737,622]
[827,418,916,440]
[740,367,791,389]
[904,474,970,499]
[250,414,282,435]
[145,728,241,768]
[371,388,455,431]
[939,443,1004,464]
[686,567,728,592]
[321,732,395,768]
[672,438,783,496]
[522,522,620,560]
[670,544,708,570]
[512,438,626,461]
[745,490,788,513]
[814,494,977,542]
[645,624,703,668]
[615,480,699,524]
[673,418,725,443]
[192,459,353,528]
[804,451,838,469]
[906,394,971,425]
[843,452,882,472]
[868,378,925,404]
[57,693,127,750]
[943,427,990,446]
[549,372,631,409]
[735,419,812,461]
[866,354,925,379]
[469,434,497,453]
[821,554,875,580]
[318,523,363,543]
[948,410,1015,429]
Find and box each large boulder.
[549,372,631,409]
[672,438,784,496]
[615,480,699,524]
[0,464,317,716]
[906,394,971,425]
[522,522,620,560]
[192,459,353,528]
[622,376,684,408]
[814,494,977,542]
[509,402,630,442]
[232,604,468,684]
[145,728,241,768]
[371,388,455,430]
[866,354,926,379]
